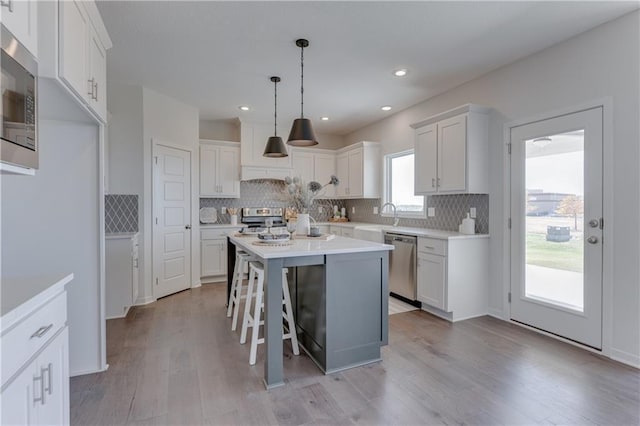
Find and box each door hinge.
[507,143,512,154]
[154,156,158,165]
[508,292,511,303]
[508,218,512,229]
[156,278,158,285]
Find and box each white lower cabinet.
[201,227,241,281]
[1,282,70,426]
[106,233,139,319]
[417,236,489,322]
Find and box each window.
[384,150,425,217]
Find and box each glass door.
[510,107,603,349]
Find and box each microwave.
[1,24,38,170]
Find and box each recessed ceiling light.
[238,106,250,111]
[320,116,329,121]
[393,69,408,77]
[381,105,392,111]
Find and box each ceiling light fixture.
[393,69,407,77]
[381,105,392,111]
[287,38,318,147]
[263,76,288,158]
[238,106,250,111]
[320,116,329,121]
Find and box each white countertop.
[1,273,73,328]
[201,221,488,240]
[319,222,488,240]
[229,234,393,259]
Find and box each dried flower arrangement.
[281,175,339,213]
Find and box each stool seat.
[240,261,300,365]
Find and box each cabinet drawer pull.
[44,363,53,395]
[33,373,43,404]
[1,0,14,12]
[88,78,95,97]
[423,246,435,250]
[31,324,54,339]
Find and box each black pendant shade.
[287,118,318,147]
[288,38,318,147]
[263,135,288,157]
[263,76,288,157]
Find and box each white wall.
[199,119,240,142]
[108,85,143,194]
[345,11,640,365]
[2,120,103,375]
[142,87,200,299]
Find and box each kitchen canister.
[460,213,476,235]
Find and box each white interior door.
[510,107,603,349]
[153,144,192,299]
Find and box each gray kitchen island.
[227,234,393,389]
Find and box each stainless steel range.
[241,207,285,229]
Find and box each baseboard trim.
[487,308,505,320]
[133,296,156,306]
[610,348,640,369]
[70,365,108,377]
[192,280,202,288]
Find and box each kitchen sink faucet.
[381,202,399,227]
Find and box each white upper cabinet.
[1,0,38,57]
[314,152,337,198]
[39,0,112,123]
[200,140,240,198]
[290,148,337,199]
[412,104,490,195]
[240,121,292,169]
[335,141,380,199]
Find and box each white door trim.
[151,139,195,299]
[502,97,613,358]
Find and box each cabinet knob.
[185,225,192,230]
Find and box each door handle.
[587,236,598,244]
[185,225,192,230]
[588,219,599,228]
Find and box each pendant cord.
[274,79,278,136]
[300,44,304,118]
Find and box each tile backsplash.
[345,194,489,234]
[200,180,345,224]
[105,194,139,233]
[201,180,488,233]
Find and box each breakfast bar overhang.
[227,234,393,389]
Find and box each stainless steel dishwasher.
[384,232,418,302]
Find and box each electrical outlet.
[352,206,356,214]
[470,207,476,218]
[318,206,323,214]
[428,207,435,217]
[221,207,227,214]
[373,206,379,215]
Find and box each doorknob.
[588,219,599,228]
[185,225,192,230]
[587,236,598,244]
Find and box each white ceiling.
[96,1,638,136]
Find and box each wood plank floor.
[71,284,640,425]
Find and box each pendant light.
[287,38,318,146]
[263,76,288,157]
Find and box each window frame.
[383,149,426,219]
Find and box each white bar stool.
[240,261,300,365]
[227,250,255,331]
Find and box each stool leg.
[240,266,255,344]
[282,270,300,356]
[230,259,244,331]
[227,254,242,317]
[249,270,264,366]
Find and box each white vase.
[296,213,310,236]
[230,214,238,225]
